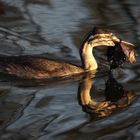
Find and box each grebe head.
[92,28,137,63]
[81,27,120,49]
[86,27,121,47]
[88,33,120,47]
[88,27,137,64]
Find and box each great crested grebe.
[0,28,136,79]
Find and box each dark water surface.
[0,0,140,140]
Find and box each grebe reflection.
[78,71,135,118]
[0,28,136,79]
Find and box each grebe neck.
[81,42,97,71]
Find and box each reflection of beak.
[120,40,136,64]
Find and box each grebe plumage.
[0,28,136,79]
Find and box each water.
[0,0,140,140]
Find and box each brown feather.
[0,56,84,79]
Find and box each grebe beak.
[120,40,137,64]
[121,40,135,47]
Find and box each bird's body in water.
[0,56,84,79]
[0,28,136,79]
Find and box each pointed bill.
[120,40,137,64]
